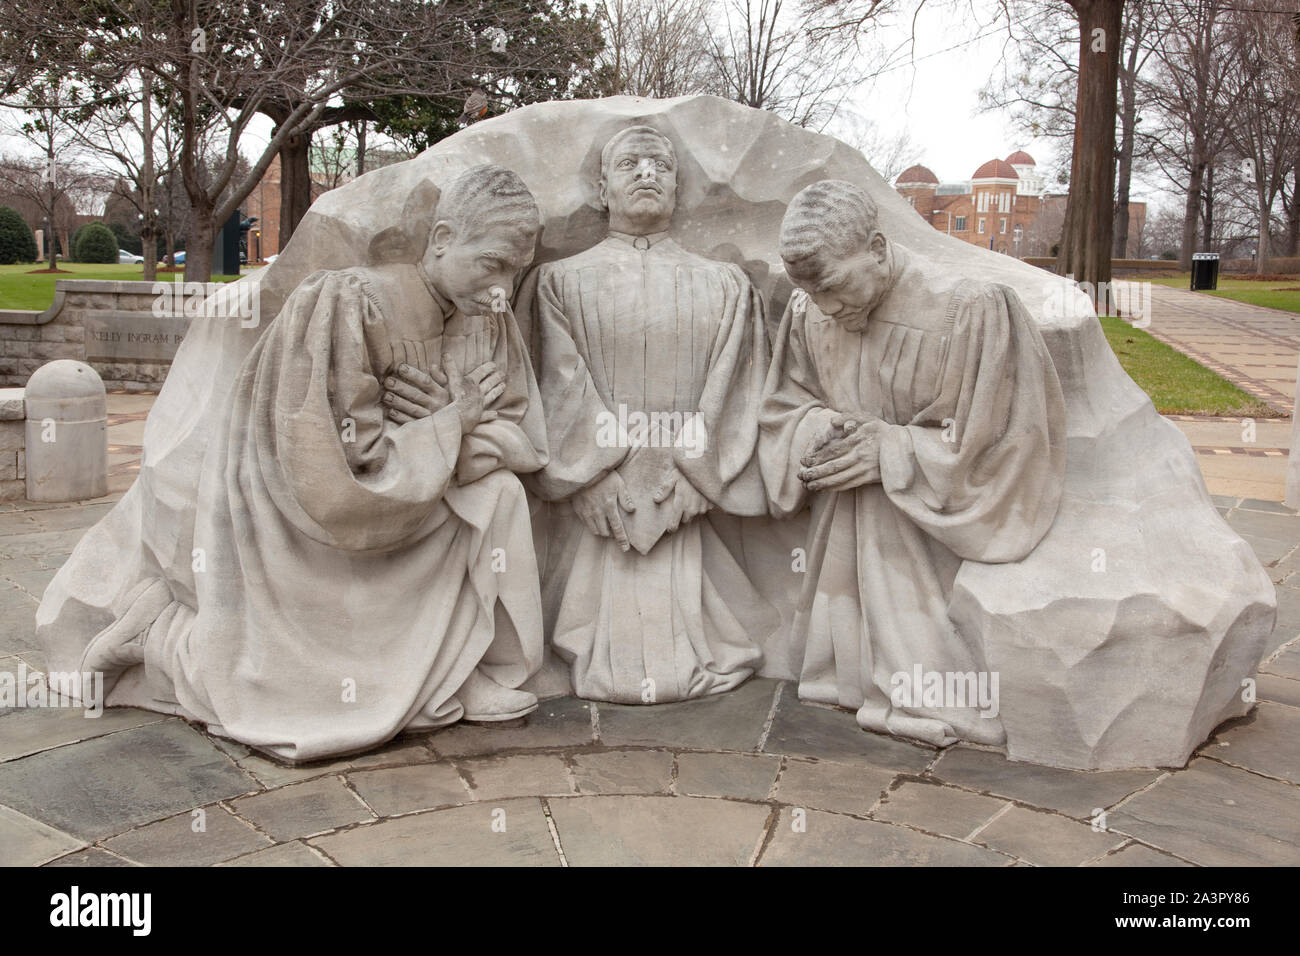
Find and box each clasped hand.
[798,413,886,492]
[382,356,504,432]
[573,463,709,552]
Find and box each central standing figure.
[527,125,777,704]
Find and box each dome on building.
[1005,150,1036,166]
[972,158,1018,180]
[896,164,940,186]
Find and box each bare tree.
[832,111,921,181]
[0,0,606,280]
[705,0,895,129]
[596,0,722,96]
[0,77,111,263]
[1142,0,1237,269]
[1218,1,1300,273]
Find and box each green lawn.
[1146,272,1300,314]
[0,262,242,311]
[1100,315,1279,417]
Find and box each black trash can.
[1190,252,1220,291]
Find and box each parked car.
[171,251,186,265]
[118,249,144,264]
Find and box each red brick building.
[895,152,1146,259]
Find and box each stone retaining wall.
[0,280,193,391]
[0,388,25,500]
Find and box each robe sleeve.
[671,263,770,516]
[758,292,840,518]
[256,269,466,552]
[455,303,549,484]
[876,281,1066,563]
[527,263,630,500]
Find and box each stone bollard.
[24,360,108,502]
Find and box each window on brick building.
[954,216,966,231]
[978,218,985,234]
[1000,218,1007,234]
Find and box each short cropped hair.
[599,126,677,183]
[780,180,879,275]
[434,164,540,245]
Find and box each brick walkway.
[0,493,1297,866]
[1148,284,1300,414]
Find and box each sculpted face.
[423,222,535,317]
[786,233,890,333]
[600,131,678,235]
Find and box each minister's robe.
[46,263,548,761]
[760,244,1066,745]
[527,232,779,703]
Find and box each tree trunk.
[356,122,367,177]
[1287,189,1299,256]
[139,69,157,283]
[278,132,313,251]
[1113,35,1138,259]
[1055,0,1125,311]
[185,214,215,283]
[1180,158,1204,270]
[1202,164,1214,250]
[1256,185,1270,275]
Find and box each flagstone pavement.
[1,488,1297,867]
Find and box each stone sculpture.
[761,179,1067,747]
[519,125,778,704]
[35,95,1277,771]
[37,165,548,761]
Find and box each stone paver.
[0,703,167,762]
[571,750,674,795]
[0,720,257,841]
[548,795,768,866]
[596,677,777,751]
[310,799,558,866]
[346,763,470,817]
[760,807,1008,866]
[1256,673,1300,707]
[44,847,135,866]
[219,841,332,867]
[1107,759,1300,865]
[102,804,273,866]
[872,781,1007,840]
[773,758,895,816]
[763,684,934,771]
[930,746,1160,818]
[231,776,372,842]
[1088,842,1193,867]
[1204,702,1299,783]
[974,805,1125,866]
[675,752,781,800]
[1262,642,1300,680]
[458,753,574,801]
[0,803,83,865]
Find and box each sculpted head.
[780,180,891,333]
[598,126,678,236]
[422,164,540,316]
